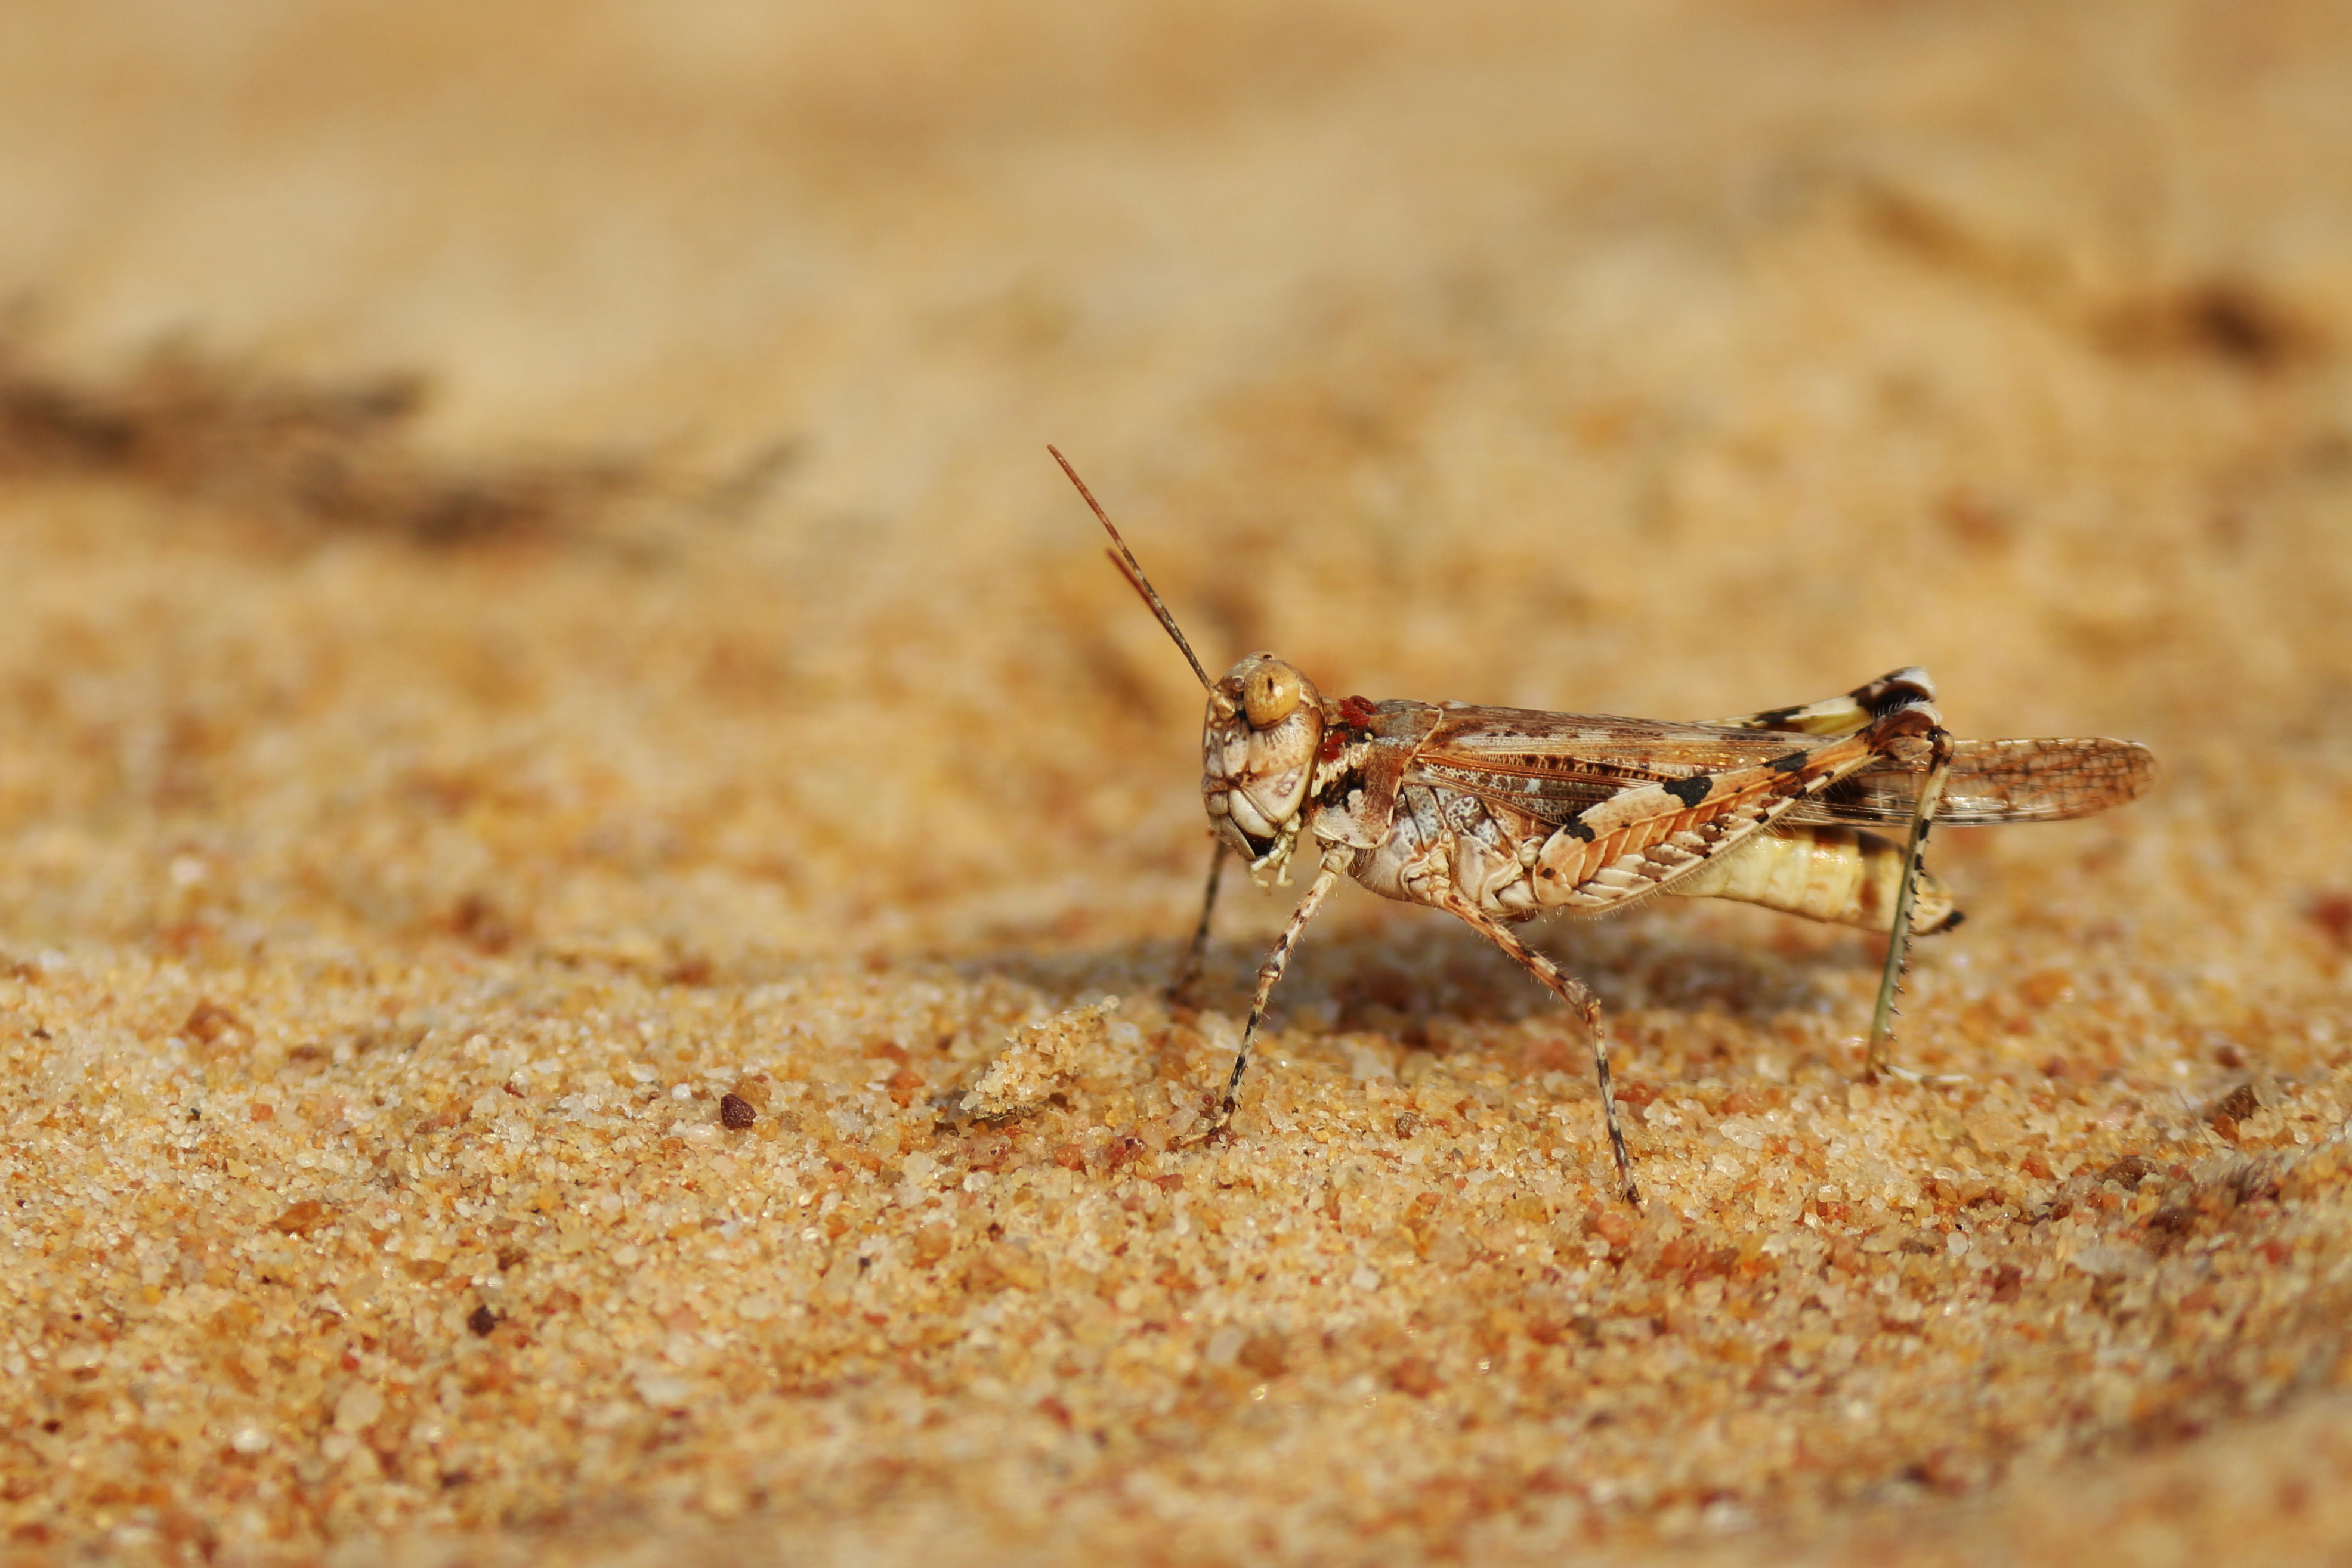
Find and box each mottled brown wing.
[1784,738,2158,827]
[1404,704,1835,828]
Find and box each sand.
[4,2,2351,1563]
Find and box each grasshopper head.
[1204,653,1324,876]
[1046,452,1326,878]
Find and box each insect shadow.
[972,900,1863,1075]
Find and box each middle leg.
[1444,899,1639,1205]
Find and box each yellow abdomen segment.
[1665,825,1958,935]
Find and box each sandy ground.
[4,1,2352,1563]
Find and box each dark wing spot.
[1769,750,1809,774]
[1562,816,1596,843]
[1665,775,1714,808]
[1863,676,1934,718]
[1751,705,1804,726]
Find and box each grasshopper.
[1052,450,2156,1201]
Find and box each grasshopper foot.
[1863,1054,1971,1088]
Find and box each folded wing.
[1786,737,2158,826]
[1408,706,2154,830]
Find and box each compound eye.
[1243,663,1303,729]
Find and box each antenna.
[1049,446,1213,692]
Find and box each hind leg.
[1866,726,1957,1078]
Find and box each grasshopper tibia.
[1217,855,1343,1120]
[1866,725,1955,1077]
[1167,840,1227,1007]
[1444,896,1639,1205]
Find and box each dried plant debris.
[0,342,637,548]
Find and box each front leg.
[1212,855,1344,1124]
[1167,838,1226,1007]
[1441,898,1639,1206]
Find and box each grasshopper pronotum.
[1052,450,2156,1202]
